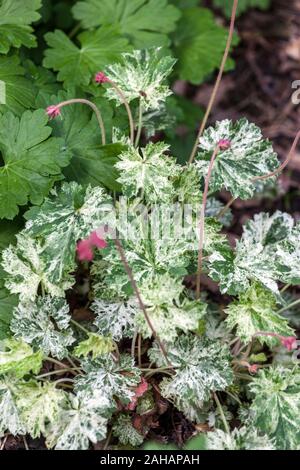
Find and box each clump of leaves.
[1,0,300,452]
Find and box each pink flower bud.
[248,364,259,374]
[46,105,61,120]
[88,231,107,249]
[76,239,94,262]
[218,139,231,150]
[280,336,298,351]
[95,72,110,84]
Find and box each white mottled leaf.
[46,393,111,450]
[225,283,294,346]
[195,119,279,199]
[116,142,180,203]
[11,296,75,359]
[24,182,113,283]
[112,414,144,447]
[206,426,275,450]
[92,299,137,341]
[1,233,72,301]
[249,367,300,450]
[16,380,67,438]
[149,334,233,421]
[105,48,176,110]
[136,274,206,342]
[74,354,141,406]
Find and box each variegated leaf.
[11,296,75,359]
[225,283,294,346]
[195,119,279,199]
[115,142,180,203]
[92,299,137,341]
[249,367,300,450]
[24,182,113,283]
[46,393,111,450]
[74,354,141,406]
[149,334,233,421]
[0,338,43,378]
[136,274,206,342]
[105,48,176,111]
[1,233,72,301]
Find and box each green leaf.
[116,142,180,203]
[92,299,137,341]
[0,55,37,115]
[136,274,207,342]
[195,119,279,199]
[16,380,67,438]
[74,354,141,406]
[1,232,73,302]
[74,333,114,359]
[0,0,42,54]
[0,109,69,220]
[24,182,113,283]
[72,0,181,48]
[105,48,176,111]
[250,367,300,450]
[46,393,111,450]
[0,338,43,378]
[213,0,271,18]
[43,27,130,87]
[173,7,239,84]
[112,414,144,447]
[149,334,233,421]
[225,283,294,346]
[206,426,275,450]
[209,211,293,295]
[11,296,75,360]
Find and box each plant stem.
[213,392,230,434]
[217,196,236,220]
[108,81,135,145]
[135,99,144,147]
[252,129,300,181]
[56,99,106,145]
[138,333,142,367]
[114,237,173,368]
[196,145,220,299]
[70,318,90,336]
[45,357,78,377]
[280,284,291,293]
[131,328,138,359]
[36,367,81,379]
[277,297,300,315]
[54,378,75,387]
[188,0,239,164]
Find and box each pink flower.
[126,378,149,411]
[76,239,93,262]
[95,72,110,84]
[76,229,108,262]
[46,105,61,119]
[218,139,231,150]
[280,336,298,351]
[248,364,259,374]
[89,231,107,249]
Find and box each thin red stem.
[252,129,300,181]
[188,0,239,164]
[196,145,220,299]
[114,237,172,368]
[57,99,106,145]
[108,81,135,145]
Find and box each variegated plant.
[0,36,299,452]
